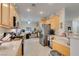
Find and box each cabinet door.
[50,16,59,30]
[9,4,14,27]
[2,3,10,26]
[0,3,1,25]
[53,42,70,56]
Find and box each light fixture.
[40,11,43,15]
[28,21,31,24]
[26,8,31,12]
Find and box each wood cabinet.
[2,3,10,26]
[48,16,60,30]
[53,41,70,56]
[0,3,18,28]
[0,3,1,25]
[16,44,22,56]
[9,4,14,27]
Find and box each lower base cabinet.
[16,44,22,56]
[53,42,70,56]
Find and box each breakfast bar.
[50,35,70,56]
[0,39,22,56]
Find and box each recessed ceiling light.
[26,8,31,12]
[28,21,31,24]
[40,11,43,15]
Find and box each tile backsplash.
[0,27,9,36]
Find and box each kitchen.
[0,3,79,56]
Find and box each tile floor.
[24,38,51,56]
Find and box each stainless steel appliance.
[39,24,49,46]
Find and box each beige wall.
[39,17,47,24]
[0,27,10,36]
[55,8,65,34]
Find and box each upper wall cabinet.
[2,4,10,26]
[9,4,15,27]
[9,4,18,28]
[0,4,1,25]
[40,17,47,24]
[0,3,19,28]
[48,16,60,31]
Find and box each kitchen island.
[50,35,70,56]
[0,39,22,56]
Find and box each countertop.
[0,39,22,56]
[70,35,79,40]
[50,35,70,48]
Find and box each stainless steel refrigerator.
[39,24,50,46]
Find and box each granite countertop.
[70,35,79,40]
[0,39,22,56]
[54,36,70,48]
[50,35,70,48]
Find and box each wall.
[18,19,38,32]
[0,27,9,36]
[72,17,79,34]
[65,8,73,32]
[64,5,79,33]
[56,8,72,33]
[56,8,65,34]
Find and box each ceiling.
[15,3,79,24]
